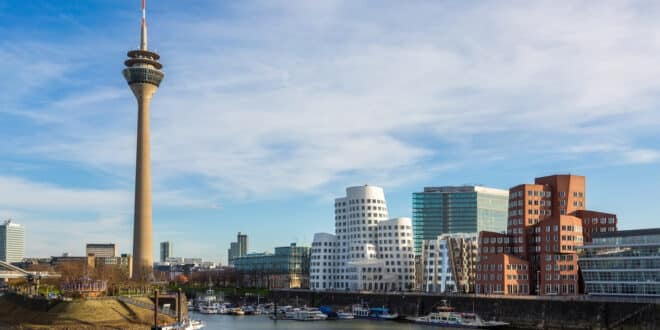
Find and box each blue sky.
[0,1,659,264]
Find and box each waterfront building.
[0,220,25,264]
[476,174,618,296]
[579,228,660,297]
[421,233,478,293]
[160,241,173,262]
[412,186,508,255]
[227,232,248,266]
[237,232,248,257]
[234,243,310,289]
[572,210,618,243]
[123,0,165,280]
[310,185,415,292]
[85,243,116,258]
[228,242,239,266]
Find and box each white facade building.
[0,220,25,263]
[86,243,117,258]
[422,233,479,293]
[310,185,415,291]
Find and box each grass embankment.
[0,296,175,329]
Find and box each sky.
[0,1,659,264]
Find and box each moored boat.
[197,303,219,314]
[336,311,355,320]
[406,301,509,328]
[352,304,398,320]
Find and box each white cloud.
[0,176,130,211]
[3,1,660,199]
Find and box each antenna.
[140,0,148,50]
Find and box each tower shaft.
[131,83,157,280]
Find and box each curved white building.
[311,185,415,291]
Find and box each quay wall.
[271,290,659,329]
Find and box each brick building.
[476,174,617,296]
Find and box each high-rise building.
[412,186,509,255]
[227,232,248,266]
[578,228,659,297]
[0,220,25,263]
[122,0,165,280]
[421,233,479,293]
[475,174,618,296]
[228,242,239,266]
[86,243,116,258]
[310,185,415,292]
[160,241,173,262]
[237,232,248,257]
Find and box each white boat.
[197,303,219,314]
[195,287,219,314]
[337,311,355,319]
[352,304,398,320]
[218,303,232,314]
[285,308,328,321]
[406,301,509,329]
[158,318,205,330]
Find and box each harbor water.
[190,312,515,329]
[192,313,425,329]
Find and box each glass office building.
[234,243,310,288]
[578,228,659,297]
[413,186,508,254]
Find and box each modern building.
[123,0,165,280]
[228,232,248,266]
[237,232,248,257]
[310,185,415,292]
[421,233,479,293]
[160,241,173,262]
[475,174,618,296]
[234,243,310,289]
[228,242,239,266]
[85,243,116,258]
[579,228,659,297]
[412,186,508,255]
[0,220,25,263]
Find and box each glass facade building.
[413,186,508,254]
[578,228,660,297]
[234,243,310,288]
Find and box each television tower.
[122,0,164,280]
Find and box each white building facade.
[0,220,25,263]
[422,233,479,293]
[310,185,415,291]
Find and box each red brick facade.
[476,174,617,296]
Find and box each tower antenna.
[140,0,147,50]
